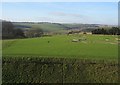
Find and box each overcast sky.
[2,2,118,25]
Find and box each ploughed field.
[3,34,118,60]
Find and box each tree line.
[2,20,25,39]
[2,20,120,39]
[2,20,43,39]
[92,27,120,35]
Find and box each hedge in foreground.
[2,57,118,83]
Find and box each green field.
[2,34,119,83]
[13,22,100,33]
[14,23,66,32]
[3,34,118,60]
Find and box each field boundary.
[2,57,118,83]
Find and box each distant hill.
[12,22,106,33]
[13,22,66,33]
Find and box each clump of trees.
[92,27,120,35]
[2,20,43,39]
[25,28,43,38]
[2,20,25,39]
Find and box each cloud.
[49,11,84,18]
[48,11,97,23]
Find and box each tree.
[2,20,25,39]
[92,27,120,35]
[108,27,119,35]
[2,20,15,39]
[25,27,43,38]
[14,28,25,38]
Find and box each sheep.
[72,39,79,42]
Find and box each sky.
[2,0,119,2]
[2,2,118,25]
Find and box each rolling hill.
[13,22,100,33]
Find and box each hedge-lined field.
[2,57,118,83]
[3,34,118,60]
[2,34,118,83]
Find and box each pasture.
[2,34,119,83]
[14,22,66,33]
[2,34,118,60]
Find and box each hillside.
[13,22,100,33]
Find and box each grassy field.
[13,22,100,33]
[2,34,119,83]
[2,34,118,60]
[14,23,66,32]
